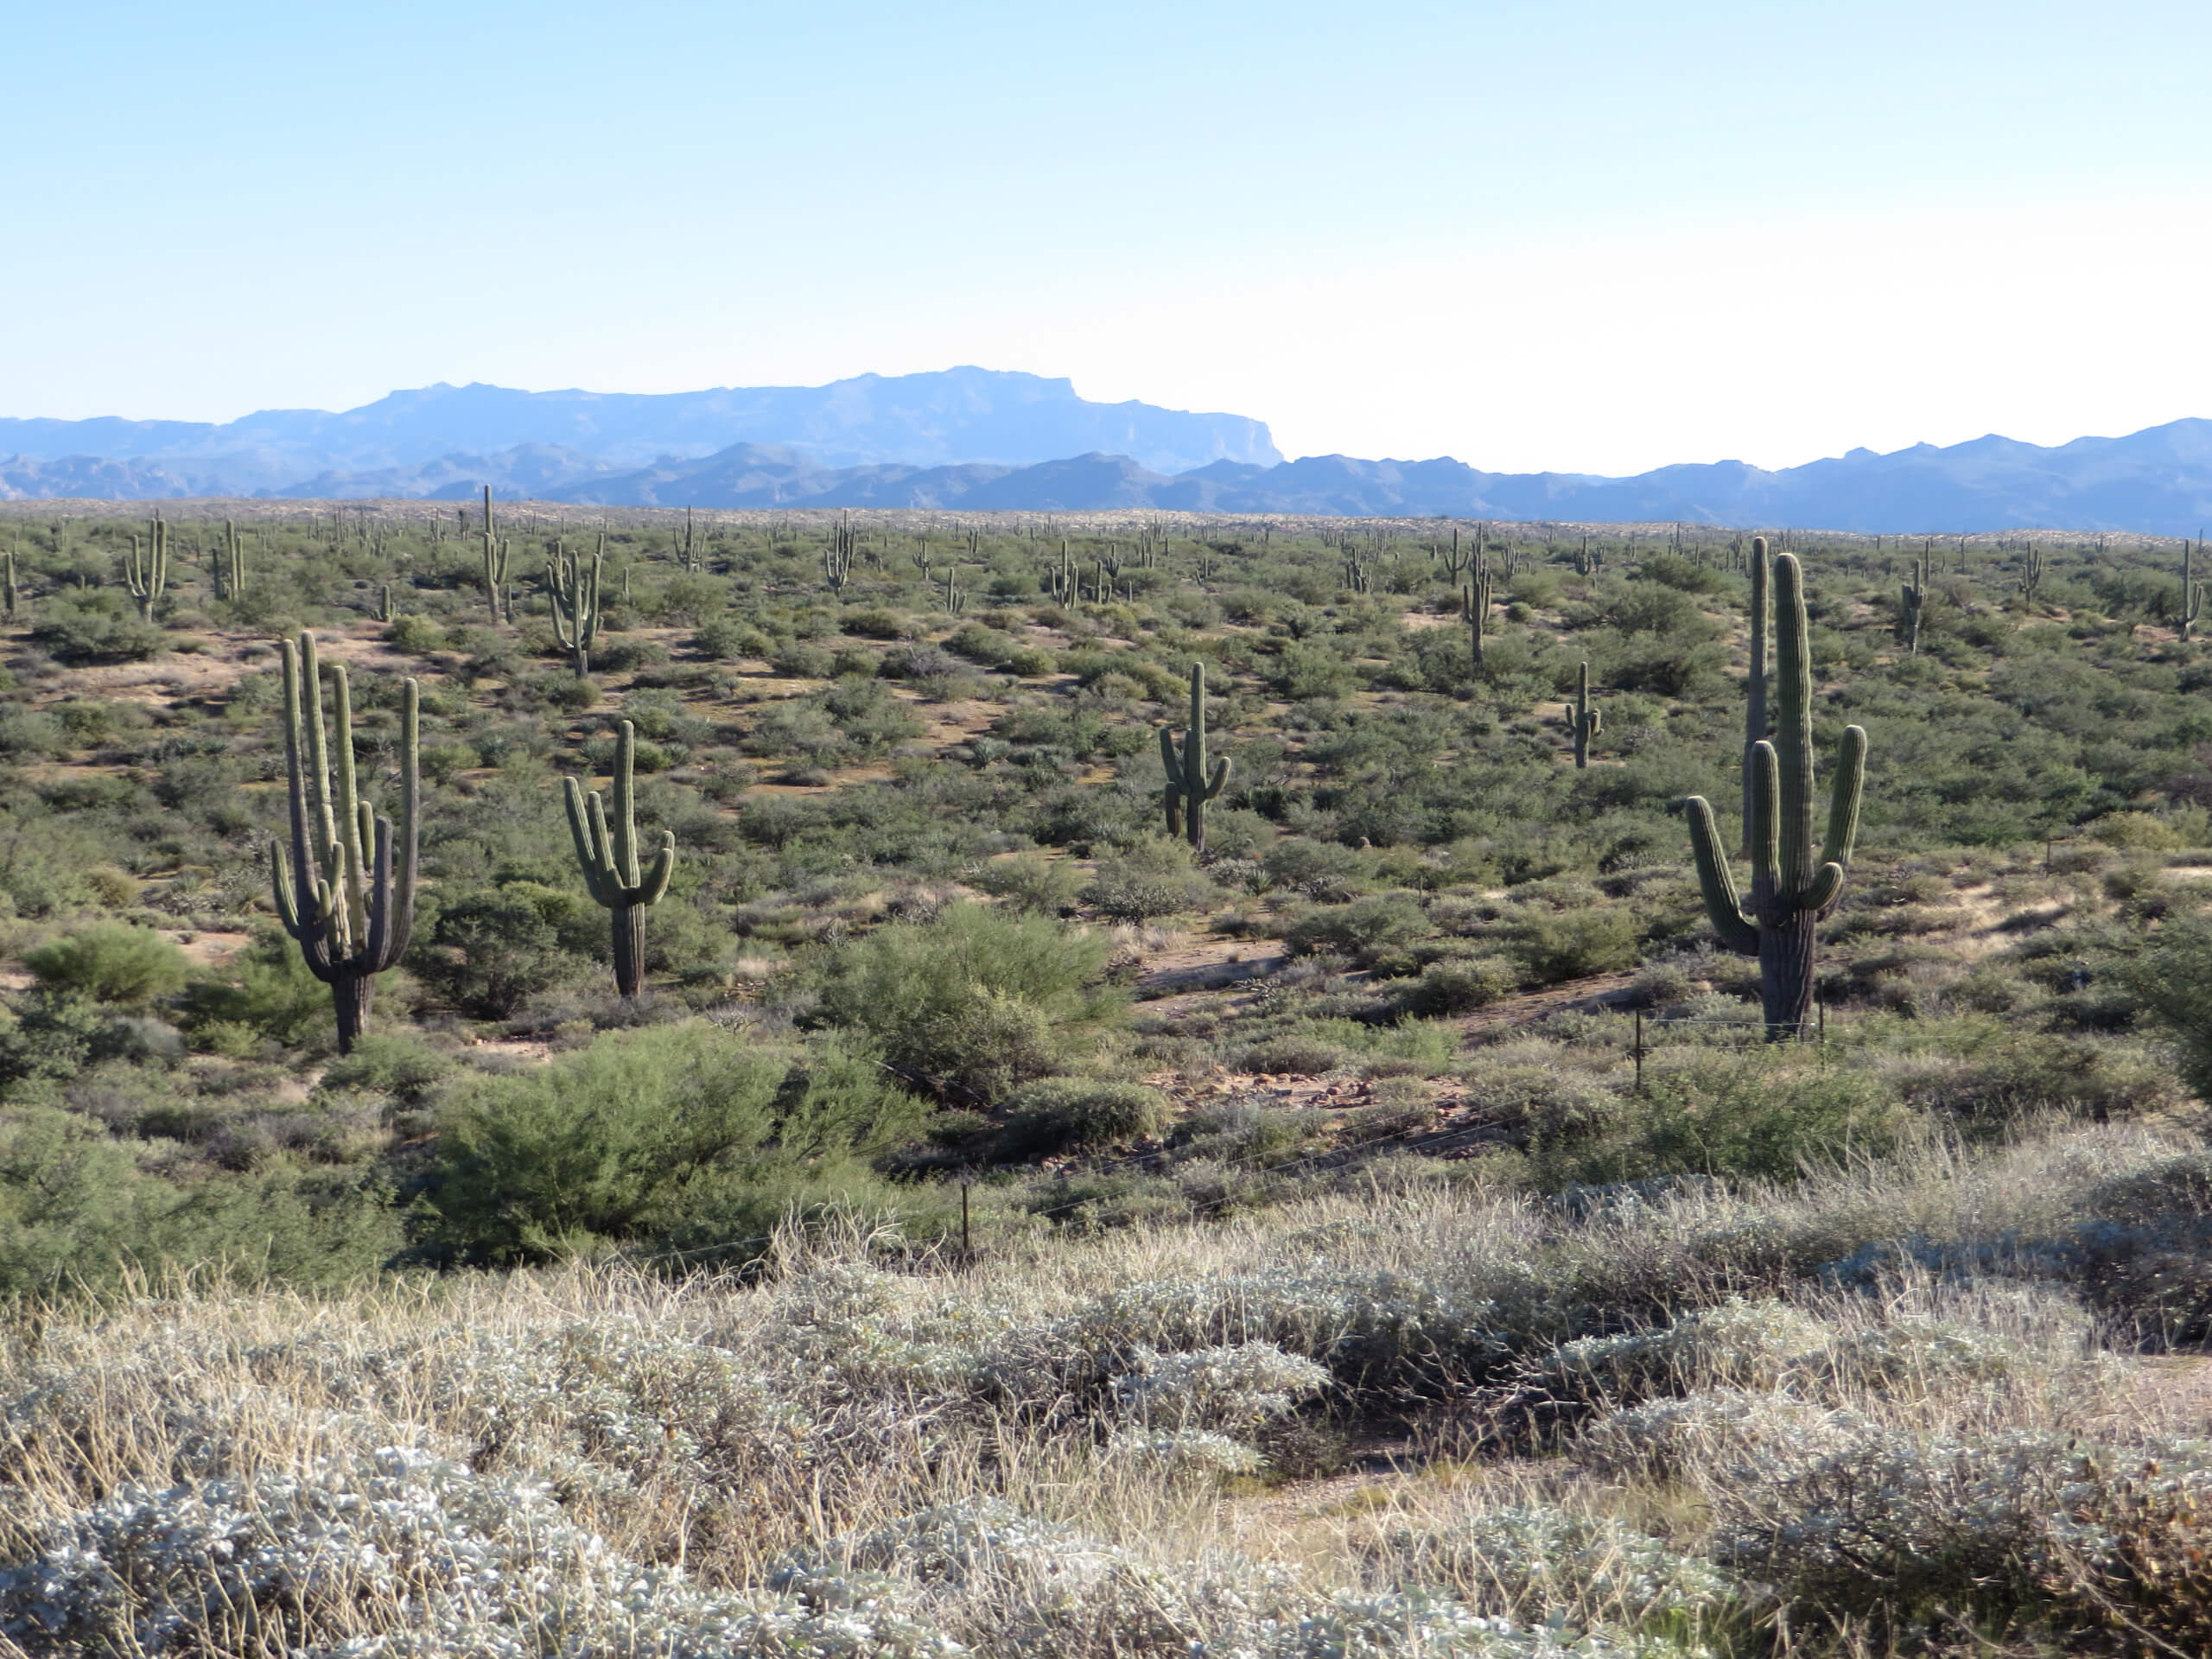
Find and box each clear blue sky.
[6,1,2210,472]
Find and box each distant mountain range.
[3,372,2210,533]
[0,369,1281,488]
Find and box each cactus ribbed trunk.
[1758,909,1818,1038]
[1744,540,1769,851]
[611,903,646,999]
[332,976,373,1054]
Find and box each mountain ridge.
[0,369,1281,480]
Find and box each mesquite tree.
[270,630,419,1053]
[1682,551,1867,1040]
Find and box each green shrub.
[1512,907,1640,984]
[1004,1077,1171,1150]
[320,1033,454,1104]
[1535,1052,1908,1186]
[1402,956,1520,1014]
[812,903,1124,1101]
[29,590,166,663]
[180,931,333,1049]
[1282,895,1432,964]
[1003,645,1058,677]
[427,1024,925,1264]
[388,613,446,654]
[1084,839,1212,921]
[25,925,188,1008]
[972,853,1084,915]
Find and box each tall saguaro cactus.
[480,486,511,622]
[564,721,677,998]
[125,518,168,621]
[215,519,246,601]
[1160,661,1231,850]
[547,536,604,676]
[3,547,16,618]
[1463,557,1494,669]
[1682,553,1868,1040]
[2183,537,2205,643]
[1566,661,1602,768]
[1899,550,1926,656]
[270,631,420,1053]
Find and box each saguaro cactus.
[2019,544,2045,609]
[564,721,677,998]
[480,486,510,622]
[270,631,420,1053]
[219,519,247,601]
[823,524,855,595]
[547,536,604,676]
[1463,558,1494,670]
[2183,537,2205,643]
[1899,550,1926,656]
[125,518,168,621]
[1566,661,1602,767]
[3,547,16,618]
[1160,662,1231,850]
[1681,553,1868,1039]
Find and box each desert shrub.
[1282,894,1432,964]
[414,886,593,1019]
[1511,907,1640,984]
[1083,838,1212,921]
[1535,1052,1908,1186]
[24,925,188,1008]
[387,613,445,653]
[1236,1036,1354,1077]
[319,1033,454,1104]
[29,589,166,663]
[179,931,332,1049]
[426,1024,925,1264]
[810,904,1124,1101]
[1402,955,1520,1014]
[2123,915,2212,1102]
[1002,644,1058,677]
[1004,1077,1170,1151]
[970,853,1084,915]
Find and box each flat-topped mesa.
[564,721,677,999]
[270,630,420,1054]
[1681,550,1868,1041]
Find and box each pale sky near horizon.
[5,1,2210,474]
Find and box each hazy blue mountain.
[0,369,1282,481]
[7,393,2212,533]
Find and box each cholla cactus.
[1566,661,1602,768]
[124,518,168,621]
[564,721,677,997]
[1160,661,1231,851]
[1681,551,1867,1039]
[270,630,419,1053]
[546,535,604,676]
